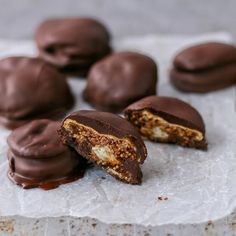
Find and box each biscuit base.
[60,119,143,184]
[125,109,207,150]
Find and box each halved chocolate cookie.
[60,110,147,184]
[124,96,207,150]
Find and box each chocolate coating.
[35,18,111,77]
[7,119,86,190]
[174,42,236,71]
[170,42,236,92]
[83,52,158,112]
[124,96,207,150]
[170,63,236,93]
[0,57,74,129]
[60,110,147,184]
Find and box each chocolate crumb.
[158,196,168,201]
[207,220,213,226]
[92,223,97,228]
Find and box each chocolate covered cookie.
[35,18,111,77]
[83,52,158,112]
[60,110,147,184]
[124,96,207,150]
[7,119,86,190]
[0,57,74,129]
[170,42,236,92]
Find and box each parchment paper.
[0,32,235,226]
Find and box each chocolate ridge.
[8,149,86,190]
[170,62,236,93]
[0,107,68,130]
[8,168,85,190]
[38,46,111,68]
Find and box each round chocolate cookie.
[7,119,87,190]
[0,57,74,129]
[170,42,236,93]
[83,51,158,112]
[35,18,112,77]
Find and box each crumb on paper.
[207,220,213,226]
[0,219,15,233]
[92,223,97,228]
[205,220,214,231]
[158,196,168,201]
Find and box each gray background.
[0,0,235,39]
[0,2,235,235]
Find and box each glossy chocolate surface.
[170,63,236,93]
[83,51,157,112]
[7,119,86,189]
[35,18,111,76]
[170,42,236,92]
[0,57,74,129]
[173,42,236,71]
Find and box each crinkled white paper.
[0,32,235,226]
